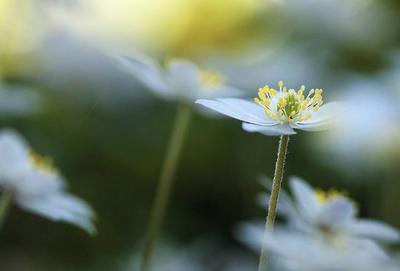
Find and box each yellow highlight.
[315,189,347,204]
[254,81,324,124]
[199,69,225,87]
[29,150,58,174]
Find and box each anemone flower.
[120,55,241,103]
[196,81,339,136]
[0,129,96,234]
[259,176,399,244]
[196,81,339,271]
[121,53,242,271]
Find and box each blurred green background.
[0,0,400,270]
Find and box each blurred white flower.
[0,85,40,116]
[238,224,395,271]
[275,0,393,46]
[0,129,96,234]
[315,78,400,169]
[120,55,242,102]
[259,176,399,243]
[196,81,340,136]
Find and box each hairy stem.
[257,135,290,271]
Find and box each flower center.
[199,69,225,87]
[254,81,323,124]
[29,150,57,174]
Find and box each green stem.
[0,190,13,231]
[140,102,192,271]
[257,135,290,271]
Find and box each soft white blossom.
[0,129,96,234]
[315,78,400,169]
[196,81,340,136]
[259,176,399,243]
[237,176,399,270]
[120,54,241,102]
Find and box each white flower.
[120,54,241,102]
[259,176,400,244]
[196,81,340,136]
[315,79,400,169]
[274,0,391,47]
[0,129,96,234]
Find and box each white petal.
[120,55,172,97]
[196,98,275,125]
[0,129,31,184]
[198,86,243,99]
[317,198,356,227]
[17,193,96,235]
[289,176,320,218]
[347,219,400,243]
[166,60,201,99]
[15,169,65,197]
[293,102,342,132]
[242,123,295,136]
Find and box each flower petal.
[199,85,243,99]
[17,193,97,235]
[196,98,275,125]
[120,55,172,97]
[317,198,356,227]
[347,219,400,243]
[242,123,296,136]
[166,60,201,99]
[293,102,341,132]
[0,129,31,184]
[289,176,320,218]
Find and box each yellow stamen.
[29,150,58,174]
[315,189,347,204]
[254,81,324,124]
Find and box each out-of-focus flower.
[315,78,400,169]
[275,0,393,47]
[259,176,399,243]
[196,81,340,136]
[0,85,40,116]
[0,0,49,77]
[121,55,241,102]
[48,0,266,57]
[238,176,399,270]
[0,129,96,234]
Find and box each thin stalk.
[257,135,290,271]
[0,190,13,231]
[141,102,192,271]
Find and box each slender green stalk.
[0,190,13,231]
[141,102,192,271]
[258,135,290,271]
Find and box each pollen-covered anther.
[254,81,324,124]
